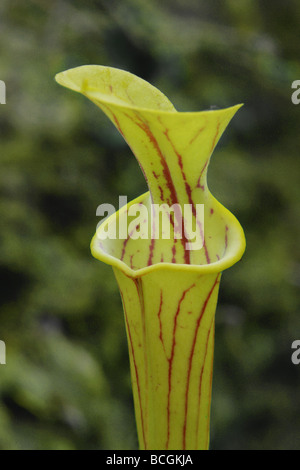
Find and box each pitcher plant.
[56,65,246,450]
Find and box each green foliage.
[0,0,299,449]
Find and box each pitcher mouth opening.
[91,191,246,279]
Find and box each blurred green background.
[0,0,299,450]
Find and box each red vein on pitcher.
[166,283,196,449]
[182,276,220,449]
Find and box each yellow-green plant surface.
[56,66,246,450]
